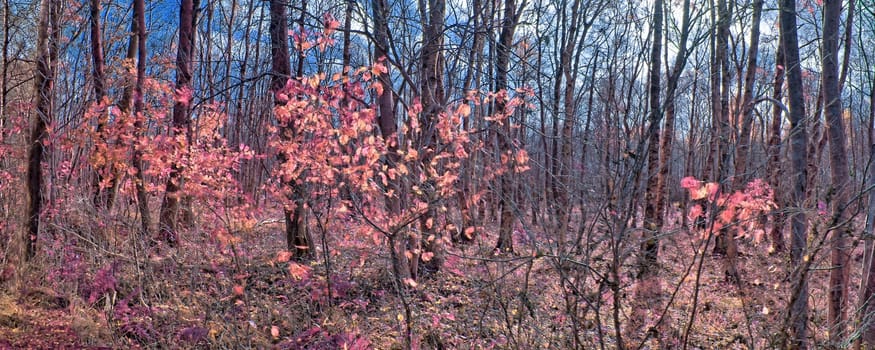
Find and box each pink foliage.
[681,176,776,242]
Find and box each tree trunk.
[733,0,763,187]
[493,0,522,254]
[657,0,692,234]
[767,39,786,254]
[371,0,410,281]
[25,0,61,261]
[132,0,153,237]
[712,0,739,281]
[822,1,851,346]
[158,0,198,247]
[89,0,110,209]
[269,0,313,259]
[633,0,663,344]
[858,80,875,348]
[418,0,446,274]
[106,10,140,215]
[779,0,811,346]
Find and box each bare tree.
[767,38,786,253]
[778,0,810,346]
[25,0,61,261]
[417,0,446,273]
[493,0,523,253]
[634,0,663,343]
[822,0,851,346]
[733,0,764,187]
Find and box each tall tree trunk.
[633,0,663,344]
[106,10,140,215]
[455,0,486,242]
[371,0,410,281]
[25,0,61,261]
[822,0,851,346]
[132,0,153,236]
[554,0,581,248]
[493,0,522,253]
[269,0,313,259]
[0,0,8,126]
[779,0,810,346]
[733,0,763,187]
[90,0,110,209]
[640,0,663,284]
[158,0,198,247]
[858,80,875,348]
[418,0,446,273]
[657,0,692,238]
[711,0,739,281]
[767,38,786,253]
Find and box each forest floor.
[0,209,862,349]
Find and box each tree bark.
[132,0,153,237]
[779,0,810,346]
[269,0,314,259]
[158,0,198,247]
[640,0,663,282]
[633,0,663,344]
[657,0,692,234]
[89,0,109,209]
[858,79,875,348]
[418,0,446,273]
[25,0,61,261]
[822,0,851,346]
[371,0,410,281]
[733,0,763,188]
[493,0,522,254]
[767,38,786,253]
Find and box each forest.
[0,0,873,348]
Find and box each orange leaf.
[233,284,245,296]
[457,103,471,117]
[288,262,312,281]
[276,251,293,263]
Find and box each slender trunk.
[640,0,663,280]
[633,0,663,344]
[418,0,446,273]
[704,0,719,184]
[767,39,786,253]
[779,0,810,346]
[858,82,875,347]
[709,0,739,281]
[372,0,410,281]
[493,0,522,253]
[25,0,60,261]
[733,0,763,187]
[132,0,153,236]
[270,0,313,259]
[822,1,850,346]
[682,65,701,228]
[90,0,109,209]
[0,0,8,125]
[158,0,198,247]
[657,0,692,236]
